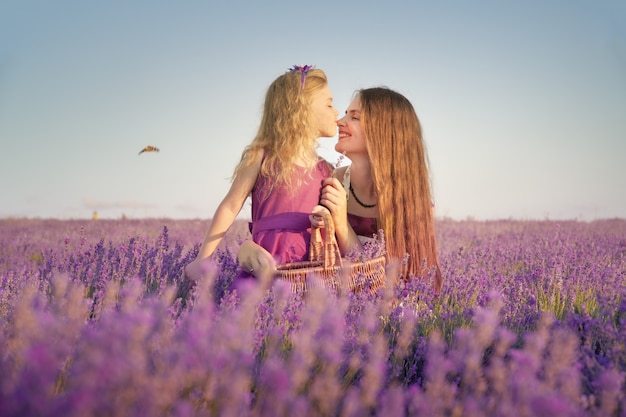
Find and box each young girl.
[185,66,338,286]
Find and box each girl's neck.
[293,150,318,168]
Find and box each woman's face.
[311,84,339,138]
[335,96,367,156]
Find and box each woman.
[240,87,443,293]
[316,87,442,293]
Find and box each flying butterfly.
[138,145,160,155]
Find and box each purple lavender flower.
[1,218,625,415]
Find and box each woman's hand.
[318,177,349,230]
[237,240,277,280]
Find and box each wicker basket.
[275,213,386,293]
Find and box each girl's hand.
[237,240,277,279]
[184,257,213,282]
[309,205,331,229]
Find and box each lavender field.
[1,218,625,416]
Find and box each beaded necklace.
[349,183,377,208]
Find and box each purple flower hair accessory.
[289,64,314,88]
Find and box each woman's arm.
[316,177,362,254]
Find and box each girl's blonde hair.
[233,68,329,195]
[359,87,443,292]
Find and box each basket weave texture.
[274,214,386,293]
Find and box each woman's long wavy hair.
[233,68,328,196]
[359,87,443,292]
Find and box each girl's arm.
[196,151,262,260]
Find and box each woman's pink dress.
[347,213,377,238]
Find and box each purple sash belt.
[251,212,311,236]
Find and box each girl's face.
[335,96,367,156]
[311,84,339,138]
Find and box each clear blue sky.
[1,1,625,220]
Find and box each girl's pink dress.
[232,159,332,288]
